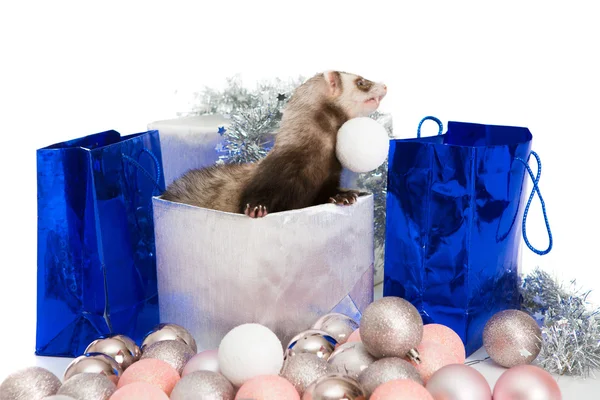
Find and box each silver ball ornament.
[0,366,61,400]
[170,371,235,400]
[302,374,366,400]
[85,337,136,370]
[357,357,423,398]
[141,339,196,375]
[57,373,116,400]
[142,323,197,353]
[286,330,338,360]
[483,309,542,368]
[327,342,376,379]
[63,353,123,384]
[42,396,76,400]
[280,353,332,395]
[312,313,359,345]
[359,297,423,361]
[108,334,142,361]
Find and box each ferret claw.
[245,204,268,218]
[329,191,360,206]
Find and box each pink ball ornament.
[235,375,300,400]
[347,329,361,343]
[182,349,220,376]
[422,324,466,363]
[117,358,180,395]
[426,364,492,400]
[110,381,169,400]
[493,365,561,400]
[409,341,457,383]
[371,379,434,400]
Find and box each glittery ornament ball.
[182,349,220,376]
[117,358,180,395]
[327,341,376,379]
[483,310,542,368]
[360,297,423,358]
[170,371,235,400]
[312,313,359,345]
[218,323,284,387]
[422,324,465,363]
[57,373,116,400]
[141,339,196,375]
[235,375,299,400]
[493,365,561,400]
[410,341,458,383]
[110,382,169,400]
[0,367,61,400]
[42,396,76,400]
[347,328,361,343]
[426,364,492,400]
[358,357,423,398]
[371,379,433,400]
[280,353,331,395]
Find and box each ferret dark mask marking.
[162,70,387,218]
[355,77,374,92]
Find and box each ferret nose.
[382,84,387,92]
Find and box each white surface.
[0,1,598,398]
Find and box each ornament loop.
[406,348,422,364]
[515,151,553,255]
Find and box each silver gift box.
[148,114,231,187]
[152,195,375,351]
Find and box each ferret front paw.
[328,190,360,206]
[244,204,269,218]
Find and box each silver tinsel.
[181,75,304,164]
[521,267,600,378]
[356,112,393,257]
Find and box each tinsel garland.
[521,267,600,378]
[355,111,393,275]
[184,75,393,257]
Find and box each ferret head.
[323,71,387,118]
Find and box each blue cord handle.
[416,115,553,255]
[417,116,444,138]
[121,148,163,195]
[515,151,553,255]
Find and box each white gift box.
[147,114,231,187]
[152,195,375,351]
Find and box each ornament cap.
[406,348,421,364]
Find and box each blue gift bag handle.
[515,152,553,255]
[121,148,163,195]
[417,116,444,138]
[416,116,553,256]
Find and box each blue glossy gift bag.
[36,129,165,357]
[383,117,552,356]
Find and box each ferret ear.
[323,71,342,95]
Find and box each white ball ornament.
[336,117,390,173]
[218,323,284,387]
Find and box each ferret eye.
[357,80,365,87]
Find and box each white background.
[1,0,599,397]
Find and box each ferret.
[161,70,387,218]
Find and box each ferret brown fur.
[161,70,387,217]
